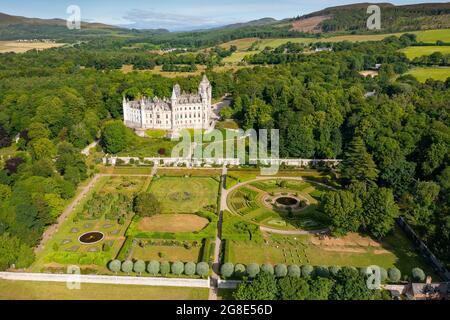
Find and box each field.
[138,214,210,233]
[0,41,65,53]
[148,176,219,213]
[406,67,450,82]
[129,241,202,262]
[121,64,207,78]
[0,280,208,300]
[400,46,450,59]
[415,28,450,43]
[227,226,435,277]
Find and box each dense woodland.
[0,28,449,272]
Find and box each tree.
[321,190,362,236]
[134,260,146,275]
[185,262,196,276]
[196,262,209,278]
[29,138,56,160]
[220,262,234,278]
[121,260,133,274]
[315,266,330,278]
[261,263,274,275]
[330,268,378,300]
[171,261,184,275]
[287,265,301,277]
[160,261,170,275]
[411,268,426,282]
[101,120,130,154]
[340,136,379,186]
[147,260,160,275]
[27,122,50,141]
[233,273,278,300]
[362,188,399,238]
[0,184,11,201]
[278,276,310,300]
[234,263,246,278]
[308,277,334,300]
[246,263,260,278]
[275,264,287,277]
[133,193,161,217]
[329,266,341,276]
[301,265,314,278]
[0,234,35,270]
[388,268,401,283]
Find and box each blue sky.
[0,0,446,31]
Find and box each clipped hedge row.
[108,259,210,278]
[220,263,427,283]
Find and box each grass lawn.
[148,176,219,213]
[118,134,179,158]
[228,226,435,278]
[138,214,210,233]
[226,170,258,189]
[100,166,153,175]
[100,176,149,194]
[406,67,450,82]
[129,244,202,262]
[157,168,221,177]
[399,46,450,59]
[0,280,208,300]
[415,28,450,43]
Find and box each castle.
[122,75,212,132]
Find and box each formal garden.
[227,178,330,231]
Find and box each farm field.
[148,176,219,213]
[0,41,65,53]
[0,280,208,300]
[120,64,207,78]
[227,226,435,277]
[406,67,450,82]
[399,46,450,59]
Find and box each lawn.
[399,46,450,59]
[226,170,258,189]
[138,214,210,233]
[129,242,202,262]
[415,28,450,43]
[148,176,219,213]
[406,67,450,82]
[227,226,435,278]
[157,168,221,177]
[99,176,150,194]
[118,134,179,158]
[0,280,208,300]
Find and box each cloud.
[121,8,227,31]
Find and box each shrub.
[260,263,274,275]
[315,266,330,278]
[108,259,121,273]
[412,268,426,282]
[343,266,358,275]
[147,260,160,275]
[134,193,161,217]
[121,260,133,274]
[287,265,301,277]
[234,263,246,278]
[196,262,209,278]
[220,263,234,278]
[380,267,388,282]
[134,260,146,274]
[388,268,401,283]
[329,266,341,276]
[359,267,370,277]
[184,262,196,276]
[171,261,184,275]
[246,263,260,278]
[160,261,170,275]
[301,265,314,277]
[275,264,288,277]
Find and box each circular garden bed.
[78,231,105,244]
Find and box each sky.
[0,0,447,31]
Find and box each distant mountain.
[219,18,278,30]
[293,2,450,33]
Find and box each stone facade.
[123,75,212,131]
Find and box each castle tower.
[198,75,212,128]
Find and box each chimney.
[426,276,432,284]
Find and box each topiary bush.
[261,263,274,275]
[160,261,170,275]
[196,262,209,278]
[329,266,341,276]
[380,267,388,283]
[301,265,314,278]
[108,259,121,273]
[275,264,288,277]
[388,268,401,283]
[121,260,133,274]
[147,260,160,275]
[287,265,301,277]
[220,263,234,278]
[246,263,260,278]
[234,263,246,278]
[315,266,330,278]
[133,260,146,275]
[412,267,426,282]
[184,262,196,276]
[171,261,184,275]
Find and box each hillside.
[293,2,450,33]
